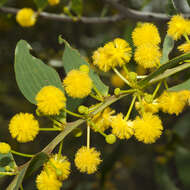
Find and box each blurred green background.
[0,0,190,189]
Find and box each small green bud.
[72,128,83,137]
[5,166,11,172]
[79,65,90,73]
[106,134,117,144]
[144,94,153,103]
[63,7,70,14]
[114,88,120,96]
[78,105,89,114]
[128,72,137,81]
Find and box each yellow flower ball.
[0,142,11,154]
[16,8,36,27]
[180,90,190,105]
[132,23,161,46]
[44,154,70,181]
[36,170,62,190]
[91,107,115,132]
[9,113,39,143]
[135,100,159,114]
[111,113,134,139]
[63,70,92,98]
[74,146,102,174]
[92,47,112,72]
[36,86,66,115]
[133,113,163,144]
[167,15,190,40]
[48,0,60,6]
[158,91,186,115]
[134,44,161,69]
[92,38,131,72]
[178,42,190,53]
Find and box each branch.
[103,0,190,22]
[0,6,125,24]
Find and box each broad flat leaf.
[169,77,190,91]
[7,167,27,190]
[34,0,48,10]
[138,52,190,88]
[0,152,16,177]
[149,63,190,84]
[15,40,64,104]
[7,152,48,190]
[25,152,49,178]
[70,0,83,16]
[61,38,109,96]
[160,35,174,65]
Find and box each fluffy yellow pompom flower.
[92,47,111,72]
[133,113,163,144]
[92,38,131,72]
[167,15,190,40]
[63,70,92,98]
[180,90,190,105]
[0,142,11,154]
[135,100,159,114]
[158,91,186,115]
[36,170,62,190]
[9,113,39,143]
[91,107,115,132]
[111,113,134,139]
[132,23,161,46]
[44,154,70,181]
[48,0,60,6]
[134,44,161,68]
[74,146,102,174]
[16,8,36,27]
[178,42,190,53]
[36,86,66,115]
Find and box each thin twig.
[103,0,190,22]
[0,6,125,24]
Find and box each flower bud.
[105,134,117,144]
[78,105,89,114]
[114,88,120,96]
[128,72,137,81]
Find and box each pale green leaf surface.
[169,77,190,91]
[138,52,190,87]
[34,0,48,10]
[15,40,64,104]
[160,35,174,65]
[62,39,109,96]
[0,152,16,177]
